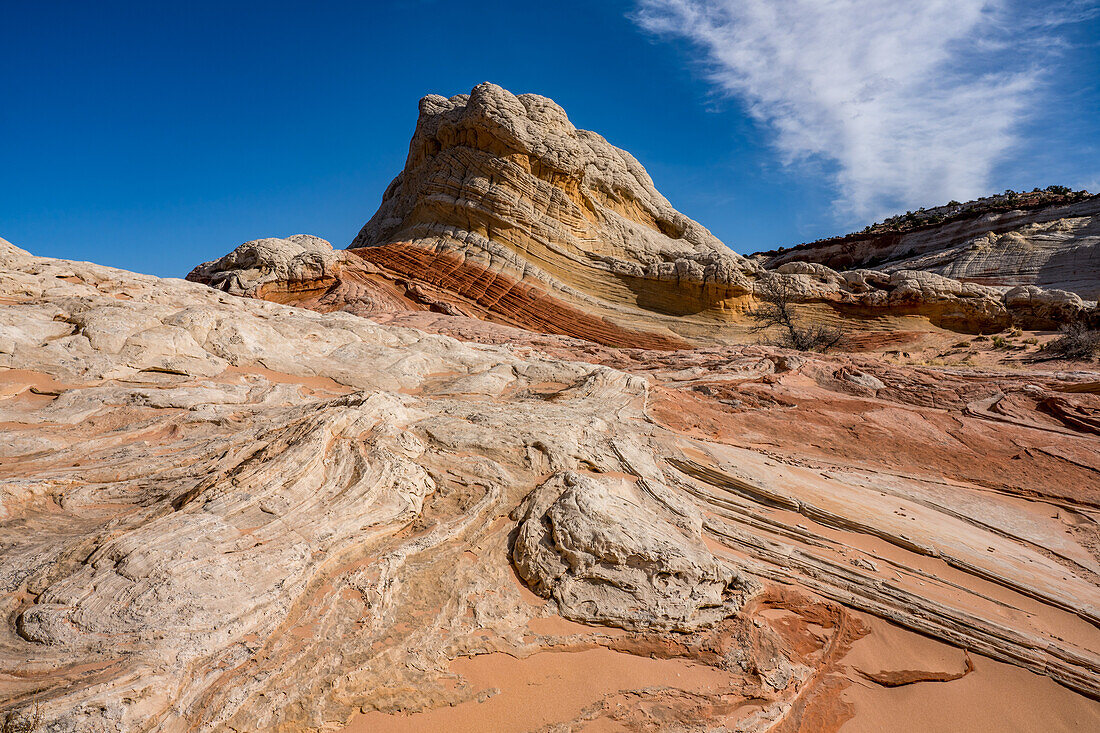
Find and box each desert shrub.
[1023,337,1038,345]
[2,705,42,733]
[748,279,845,352]
[991,335,1009,349]
[1041,323,1100,360]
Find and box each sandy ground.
[840,616,1100,733]
[346,645,742,733]
[346,610,1100,733]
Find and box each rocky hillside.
[190,84,1094,346]
[3,236,1100,731]
[192,82,758,349]
[5,83,1100,732]
[755,192,1100,299]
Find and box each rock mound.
[513,471,755,631]
[352,82,753,286]
[190,84,1095,344]
[189,83,765,347]
[186,234,340,297]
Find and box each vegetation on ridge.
[760,186,1096,256]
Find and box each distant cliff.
[754,191,1100,299]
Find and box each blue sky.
[3,1,1098,277]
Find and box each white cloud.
[633,0,1059,222]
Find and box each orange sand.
[345,647,737,733]
[839,614,1100,733]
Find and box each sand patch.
[842,614,970,686]
[219,364,354,395]
[0,369,81,398]
[346,647,737,733]
[839,615,1100,733]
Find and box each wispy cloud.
[633,1,1093,222]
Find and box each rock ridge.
[756,194,1100,299]
[189,83,1096,344]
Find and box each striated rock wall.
[191,233,1094,340]
[187,234,696,349]
[767,262,1092,332]
[756,195,1100,299]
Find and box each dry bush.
[2,705,42,733]
[748,279,844,352]
[1041,323,1100,360]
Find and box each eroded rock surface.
[757,194,1100,299]
[189,84,1094,345]
[512,471,756,631]
[4,235,1100,731]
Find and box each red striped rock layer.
[5,239,1100,732]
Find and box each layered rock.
[189,83,760,348]
[189,84,1094,344]
[349,83,758,311]
[4,238,1100,731]
[769,262,1091,331]
[187,233,697,350]
[756,194,1100,299]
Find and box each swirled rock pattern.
[189,84,1094,346]
[4,234,1100,731]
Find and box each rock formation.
[512,471,756,631]
[190,82,763,348]
[4,224,1100,731]
[756,193,1100,299]
[6,84,1100,732]
[190,85,1095,344]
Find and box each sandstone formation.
[756,193,1100,299]
[194,231,1095,341]
[7,82,1100,733]
[190,81,761,348]
[190,85,1094,344]
[4,231,1100,731]
[512,471,756,632]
